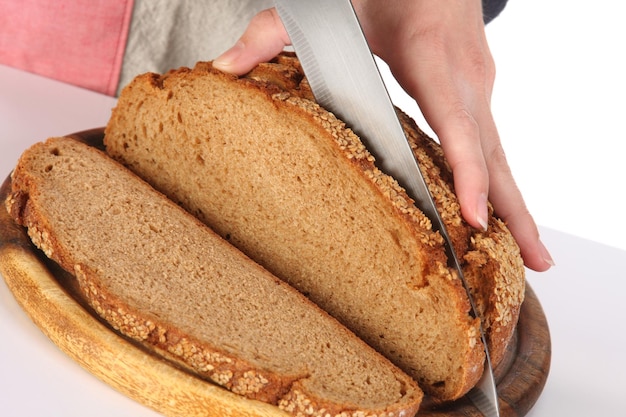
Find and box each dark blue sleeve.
[483,0,509,24]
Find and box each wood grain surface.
[0,130,551,416]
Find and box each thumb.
[213,8,291,75]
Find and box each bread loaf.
[104,53,525,401]
[5,137,423,417]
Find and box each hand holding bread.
[213,1,554,272]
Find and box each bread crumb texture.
[6,137,422,417]
[103,53,525,401]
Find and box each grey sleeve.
[118,0,510,96]
[483,0,509,24]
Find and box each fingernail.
[538,239,555,267]
[213,41,245,70]
[476,193,489,231]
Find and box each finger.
[213,8,290,75]
[466,97,554,271]
[434,100,491,232]
[396,59,491,231]
[482,138,555,271]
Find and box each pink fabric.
[0,0,134,96]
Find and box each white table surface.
[1,1,625,415]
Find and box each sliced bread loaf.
[5,137,423,417]
[104,54,526,401]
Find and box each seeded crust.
[393,109,525,367]
[104,53,525,401]
[6,137,423,417]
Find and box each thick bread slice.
[5,137,423,417]
[104,54,525,401]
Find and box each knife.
[274,1,500,416]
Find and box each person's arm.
[213,0,554,272]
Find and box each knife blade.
[274,1,500,416]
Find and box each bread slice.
[104,53,526,401]
[5,137,423,417]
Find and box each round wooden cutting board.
[0,129,551,417]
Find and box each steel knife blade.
[274,0,500,415]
